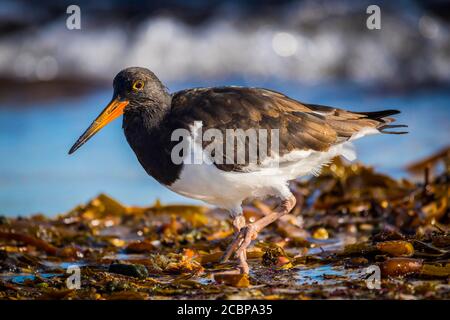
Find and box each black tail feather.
[357,109,401,120]
[357,109,408,134]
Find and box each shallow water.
[1,82,449,216]
[294,264,365,286]
[0,272,63,284]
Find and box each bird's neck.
[123,100,182,186]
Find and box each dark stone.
[108,263,149,279]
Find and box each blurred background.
[0,0,449,216]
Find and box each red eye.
[133,80,144,91]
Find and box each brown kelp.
[0,150,448,300]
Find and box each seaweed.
[0,150,449,299]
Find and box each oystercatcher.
[69,67,407,273]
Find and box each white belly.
[167,134,360,211]
[168,158,291,211]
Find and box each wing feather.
[169,87,402,172]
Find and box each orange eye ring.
[132,80,145,91]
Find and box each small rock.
[125,240,154,253]
[108,263,149,279]
[372,229,405,242]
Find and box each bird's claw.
[220,224,259,274]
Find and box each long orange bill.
[68,98,129,154]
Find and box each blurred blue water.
[1,81,449,216]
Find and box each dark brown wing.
[169,87,403,172]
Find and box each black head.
[113,67,170,108]
[68,67,170,155]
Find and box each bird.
[69,67,407,274]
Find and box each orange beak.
[69,98,129,154]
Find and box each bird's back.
[168,86,406,172]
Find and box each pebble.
[108,263,149,279]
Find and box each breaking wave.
[0,0,449,86]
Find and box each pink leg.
[220,215,246,263]
[223,195,297,274]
